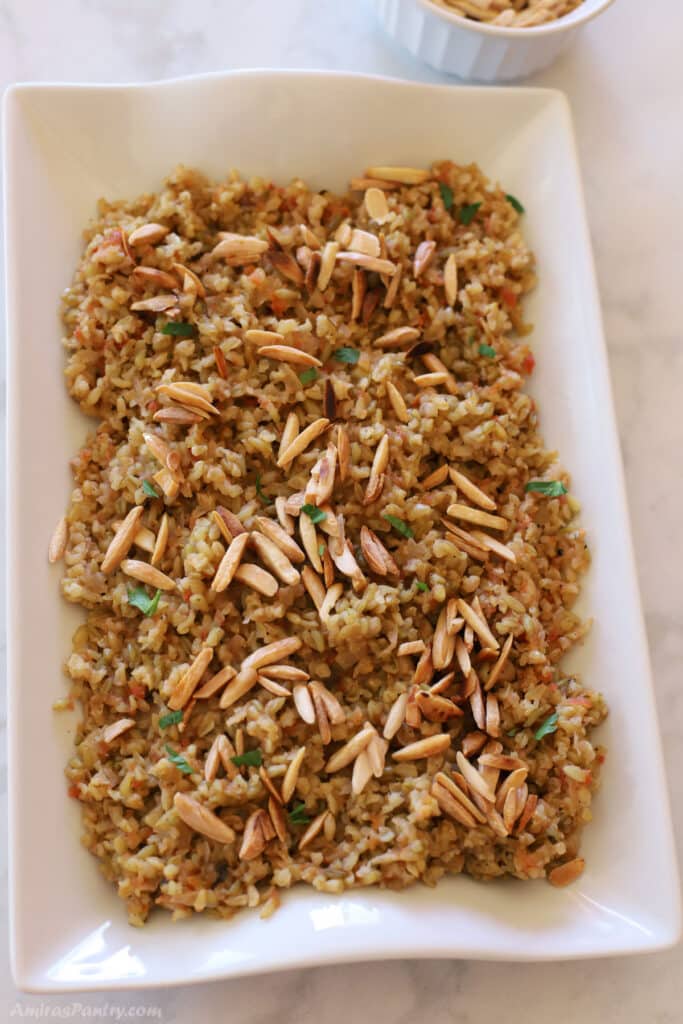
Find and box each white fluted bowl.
[372,0,616,81]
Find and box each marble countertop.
[1,0,681,1019]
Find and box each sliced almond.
[299,511,322,573]
[336,251,396,276]
[431,670,455,695]
[351,750,373,796]
[293,683,316,724]
[153,406,204,425]
[516,793,538,835]
[432,606,455,670]
[413,240,437,279]
[298,810,329,851]
[245,328,285,346]
[132,266,178,290]
[213,506,246,541]
[351,267,366,321]
[364,186,390,222]
[211,532,250,593]
[414,371,449,388]
[258,344,322,369]
[446,599,464,635]
[131,294,178,313]
[101,718,135,744]
[449,467,496,511]
[168,647,213,711]
[172,261,205,298]
[384,262,403,309]
[279,411,300,463]
[233,563,279,596]
[367,731,388,778]
[156,383,218,417]
[254,517,304,564]
[374,326,420,349]
[365,166,431,185]
[455,636,471,677]
[421,464,449,490]
[347,228,379,258]
[485,693,501,737]
[212,234,268,265]
[152,467,179,500]
[336,424,350,483]
[305,443,337,506]
[121,559,175,590]
[260,665,309,683]
[301,565,325,609]
[101,506,144,573]
[433,771,487,824]
[548,858,585,888]
[194,664,236,700]
[128,222,169,247]
[455,750,496,803]
[218,665,259,710]
[309,680,345,725]
[239,809,271,860]
[392,734,450,762]
[432,781,477,828]
[447,503,507,532]
[415,691,462,723]
[300,224,321,249]
[318,241,339,291]
[280,745,307,804]
[456,598,499,651]
[385,380,409,423]
[328,536,366,593]
[405,685,422,729]
[469,670,486,730]
[174,792,235,844]
[269,249,304,285]
[461,730,487,758]
[495,767,529,813]
[397,640,426,658]
[325,724,375,773]
[318,582,343,624]
[484,633,514,691]
[478,753,526,772]
[350,176,402,191]
[250,533,300,586]
[275,496,296,536]
[413,644,434,686]
[420,352,458,396]
[278,417,330,468]
[383,692,408,740]
[471,530,517,563]
[360,525,399,577]
[444,253,458,306]
[48,516,68,563]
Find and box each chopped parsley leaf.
[302,504,327,524]
[231,749,263,767]
[534,712,559,741]
[165,744,193,774]
[384,514,413,539]
[288,802,311,826]
[142,479,159,498]
[506,194,525,214]
[160,321,197,337]
[127,586,162,616]
[479,343,496,358]
[439,182,454,210]
[459,202,481,226]
[159,710,183,729]
[255,473,270,504]
[415,581,429,593]
[299,367,319,386]
[525,480,568,497]
[333,347,360,364]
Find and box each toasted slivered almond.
[364,186,390,222]
[503,786,522,832]
[143,431,172,469]
[301,564,325,610]
[256,674,290,697]
[101,506,144,573]
[443,518,489,554]
[168,647,213,710]
[328,535,366,593]
[269,249,304,285]
[194,664,236,700]
[365,166,431,185]
[471,530,516,563]
[374,326,420,349]
[456,751,495,803]
[239,809,272,860]
[275,496,295,535]
[444,527,488,563]
[435,772,488,824]
[370,433,390,479]
[234,562,277,596]
[151,467,179,500]
[325,724,375,773]
[516,793,538,835]
[416,691,462,723]
[384,380,409,423]
[172,261,205,298]
[432,781,477,827]
[48,516,68,563]
[384,262,403,309]
[478,753,526,772]
[334,221,352,247]
[265,797,287,844]
[215,506,246,541]
[351,750,373,795]
[445,598,464,635]
[278,745,307,804]
[127,222,169,247]
[121,559,175,591]
[367,731,388,777]
[306,442,337,506]
[318,582,343,624]
[212,234,268,265]
[258,765,283,806]
[461,730,487,758]
[414,371,449,389]
[413,240,437,279]
[297,512,322,574]
[456,598,499,651]
[254,517,304,564]
[309,680,345,725]
[350,176,402,191]
[235,728,245,757]
[131,294,178,312]
[132,265,178,290]
[336,251,397,275]
[469,670,486,730]
[174,792,235,844]
[464,624,474,652]
[299,223,321,250]
[446,503,507,532]
[293,682,316,723]
[258,344,321,369]
[101,718,135,744]
[153,406,204,425]
[245,328,285,346]
[129,524,155,553]
[151,513,169,566]
[432,607,456,670]
[278,417,330,468]
[495,766,529,812]
[449,467,496,511]
[318,241,339,290]
[351,267,366,321]
[484,632,514,692]
[444,253,458,306]
[454,636,472,677]
[393,734,450,762]
[260,664,309,683]
[211,532,250,593]
[250,532,300,585]
[218,666,259,710]
[383,692,409,740]
[413,644,434,686]
[349,228,381,258]
[359,526,399,577]
[431,670,455,696]
[278,412,300,464]
[398,640,426,657]
[336,424,350,483]
[420,464,448,490]
[240,638,301,676]
[156,383,218,417]
[405,685,422,728]
[298,810,329,851]
[310,684,331,744]
[321,546,335,587]
[420,352,458,396]
[322,378,337,419]
[549,858,585,888]
[485,693,501,737]
[204,735,223,782]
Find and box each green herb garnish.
[165,744,193,774]
[333,347,360,364]
[525,480,568,497]
[231,749,263,768]
[302,504,327,524]
[159,709,183,729]
[459,202,481,226]
[506,194,525,214]
[506,727,519,737]
[255,473,269,505]
[318,543,326,556]
[534,712,559,741]
[142,479,159,498]
[479,343,496,358]
[439,182,454,210]
[384,514,414,539]
[287,802,311,826]
[415,581,429,593]
[299,367,319,386]
[160,321,197,338]
[127,586,162,616]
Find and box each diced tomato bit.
[522,353,536,375]
[183,590,192,602]
[500,286,517,309]
[270,296,288,317]
[597,753,606,764]
[200,629,208,641]
[148,399,159,413]
[565,696,592,707]
[129,682,146,700]
[243,264,256,275]
[68,784,80,799]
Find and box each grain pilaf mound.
[54,161,607,925]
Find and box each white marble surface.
[1,0,681,1019]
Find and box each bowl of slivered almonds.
[372,0,616,80]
